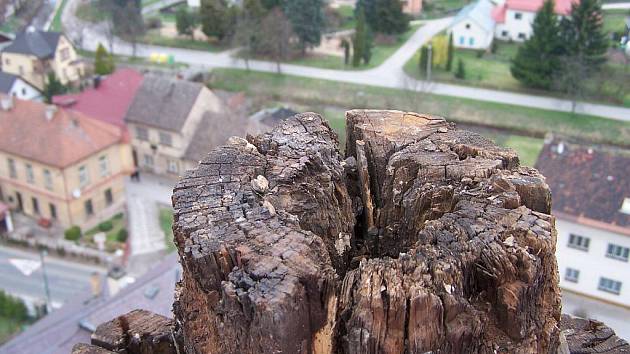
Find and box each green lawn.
[142,0,164,7]
[421,0,467,19]
[208,68,630,148]
[603,9,629,34]
[486,134,544,167]
[75,1,107,23]
[0,316,23,344]
[0,16,20,33]
[83,213,127,252]
[335,5,356,30]
[50,0,69,31]
[159,208,176,252]
[288,24,421,70]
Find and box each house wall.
[51,35,84,85]
[498,9,537,41]
[449,20,493,50]
[556,218,630,307]
[402,0,423,15]
[0,52,47,89]
[8,79,42,101]
[0,143,132,228]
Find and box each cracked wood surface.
[72,110,630,354]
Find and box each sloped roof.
[2,29,62,59]
[53,69,144,129]
[0,72,18,93]
[535,139,630,234]
[125,75,203,132]
[452,0,496,32]
[0,97,123,168]
[505,0,574,15]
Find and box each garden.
[64,212,128,253]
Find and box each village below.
[0,0,629,352]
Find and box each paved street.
[0,245,104,308]
[61,0,630,122]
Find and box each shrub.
[117,228,128,243]
[64,226,82,241]
[455,59,466,79]
[113,212,124,220]
[146,16,162,29]
[0,290,29,321]
[98,221,113,232]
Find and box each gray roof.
[125,76,203,132]
[0,71,18,93]
[2,29,62,59]
[1,254,180,354]
[451,0,496,32]
[184,111,256,162]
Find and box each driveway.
[62,0,630,122]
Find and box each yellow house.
[0,96,133,228]
[0,28,84,90]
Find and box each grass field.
[208,69,630,148]
[75,1,107,23]
[159,208,175,252]
[140,31,223,52]
[421,0,467,19]
[288,24,421,70]
[0,316,22,344]
[603,9,629,34]
[50,0,69,31]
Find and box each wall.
[128,122,186,177]
[556,218,630,308]
[51,35,84,85]
[8,78,42,101]
[0,52,46,89]
[449,20,493,50]
[402,0,423,15]
[500,9,536,41]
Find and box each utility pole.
[427,43,433,82]
[40,249,52,314]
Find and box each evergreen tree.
[362,28,374,64]
[419,45,429,76]
[43,73,67,103]
[511,0,563,89]
[261,0,284,9]
[94,43,115,75]
[455,58,466,79]
[200,0,231,40]
[357,0,409,34]
[176,7,196,38]
[560,0,608,69]
[284,0,324,55]
[341,38,351,65]
[352,7,367,67]
[446,33,454,71]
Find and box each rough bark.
[73,110,629,354]
[559,314,630,353]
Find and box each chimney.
[45,105,57,121]
[0,95,13,111]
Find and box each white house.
[535,139,630,309]
[492,0,574,41]
[0,72,42,101]
[187,0,200,7]
[447,0,496,50]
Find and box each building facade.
[0,97,133,228]
[0,29,84,90]
[448,0,496,49]
[492,0,573,42]
[0,72,42,101]
[535,139,630,308]
[401,0,423,15]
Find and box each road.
[62,1,630,121]
[0,245,104,308]
[602,2,630,10]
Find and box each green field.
[50,0,69,31]
[421,0,467,19]
[160,208,175,252]
[603,9,629,34]
[75,1,107,23]
[288,24,421,70]
[140,31,223,52]
[208,69,630,148]
[0,316,22,344]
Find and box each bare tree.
[553,55,590,115]
[259,7,292,74]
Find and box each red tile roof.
[0,97,123,168]
[506,0,574,15]
[53,69,143,129]
[492,4,507,23]
[535,139,630,234]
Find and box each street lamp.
[39,249,52,313]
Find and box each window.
[518,32,526,39]
[105,188,113,206]
[143,154,154,167]
[49,203,57,220]
[32,197,39,215]
[159,132,172,146]
[167,160,178,174]
[99,156,109,177]
[136,127,149,141]
[598,277,622,295]
[79,165,90,188]
[565,268,579,283]
[18,65,24,76]
[5,58,9,65]
[568,234,590,251]
[465,23,471,29]
[7,158,16,178]
[25,164,34,184]
[84,199,94,217]
[514,12,522,20]
[60,48,70,61]
[21,88,26,96]
[606,244,630,262]
[469,37,475,46]
[459,36,465,45]
[501,30,508,37]
[43,169,53,190]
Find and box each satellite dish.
[72,188,81,199]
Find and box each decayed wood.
[74,109,630,354]
[166,109,563,354]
